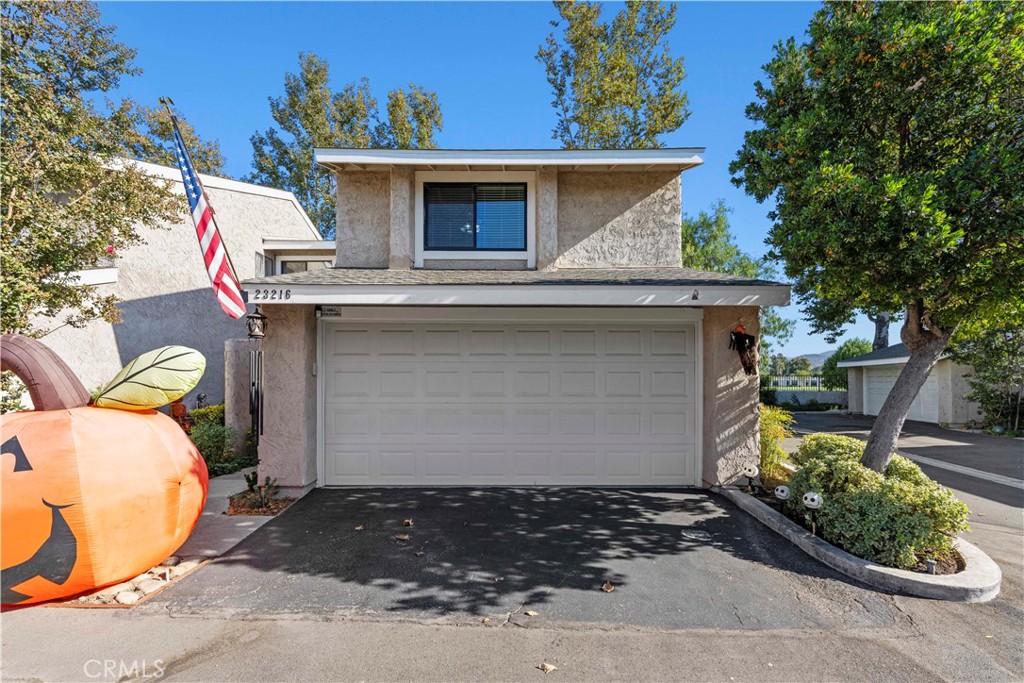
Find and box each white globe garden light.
[774,485,790,501]
[802,492,823,509]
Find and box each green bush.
[191,420,240,476]
[784,437,970,569]
[759,404,794,487]
[191,403,225,426]
[791,433,865,466]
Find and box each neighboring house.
[839,343,980,426]
[44,160,331,404]
[242,148,790,495]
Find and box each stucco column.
[848,367,864,413]
[537,167,558,270]
[257,304,318,496]
[389,169,414,269]
[701,306,761,486]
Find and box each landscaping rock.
[114,591,141,605]
[171,559,202,576]
[160,555,181,567]
[137,579,165,596]
[94,581,135,598]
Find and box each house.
[839,343,980,426]
[43,160,331,405]
[241,148,790,495]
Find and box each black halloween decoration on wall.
[729,325,759,376]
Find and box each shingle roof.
[837,343,912,366]
[243,267,788,288]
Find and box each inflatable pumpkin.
[1,336,208,606]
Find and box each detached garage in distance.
[839,343,981,427]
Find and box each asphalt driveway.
[143,487,902,631]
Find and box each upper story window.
[424,183,526,251]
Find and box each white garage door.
[321,321,698,486]
[864,366,939,423]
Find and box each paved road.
[3,417,1022,682]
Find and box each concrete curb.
[715,486,1002,603]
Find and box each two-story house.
[242,148,789,495]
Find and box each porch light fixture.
[246,306,267,340]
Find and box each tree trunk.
[867,312,891,351]
[860,303,953,472]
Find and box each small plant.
[244,469,259,492]
[790,433,865,466]
[255,476,279,508]
[191,403,225,426]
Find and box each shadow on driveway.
[144,488,901,631]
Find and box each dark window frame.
[423,182,527,252]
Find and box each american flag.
[171,119,246,319]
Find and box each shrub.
[791,433,864,466]
[784,440,970,569]
[190,420,239,476]
[191,403,225,426]
[759,404,794,487]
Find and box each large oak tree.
[731,1,1024,471]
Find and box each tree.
[769,353,789,376]
[949,325,1024,433]
[786,357,813,376]
[536,0,688,149]
[731,2,1024,471]
[866,311,892,351]
[247,52,443,238]
[681,201,796,354]
[1,1,178,338]
[821,338,873,390]
[127,104,228,176]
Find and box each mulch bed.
[225,494,294,516]
[748,488,964,575]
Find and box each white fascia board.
[243,284,791,308]
[262,239,333,252]
[113,159,321,239]
[314,147,705,169]
[71,267,118,286]
[837,357,909,368]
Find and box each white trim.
[413,171,537,269]
[316,317,326,488]
[316,147,705,169]
[316,306,704,324]
[262,239,333,252]
[117,158,321,239]
[243,283,791,308]
[72,267,118,286]
[838,357,910,368]
[274,254,334,275]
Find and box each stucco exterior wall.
[556,171,682,268]
[41,174,318,405]
[389,170,414,269]
[948,360,982,425]
[335,171,390,268]
[257,304,318,495]
[537,168,559,270]
[847,367,864,413]
[701,306,761,486]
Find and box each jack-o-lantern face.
[1,408,207,606]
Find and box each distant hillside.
[797,350,835,369]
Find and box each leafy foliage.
[785,435,968,568]
[759,404,794,488]
[949,324,1024,432]
[820,337,872,390]
[191,403,226,426]
[247,52,443,238]
[1,1,179,337]
[731,2,1024,470]
[536,0,688,149]
[127,104,227,176]
[680,201,795,354]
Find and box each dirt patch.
[226,492,294,516]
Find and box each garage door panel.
[864,366,939,423]
[322,322,698,486]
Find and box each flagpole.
[158,97,245,301]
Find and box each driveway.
[142,487,901,631]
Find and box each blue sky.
[97,1,878,357]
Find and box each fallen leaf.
[985,635,994,639]
[354,525,365,531]
[415,551,425,557]
[538,662,557,674]
[481,617,490,624]
[601,581,615,593]
[524,610,538,617]
[494,577,504,582]
[395,534,410,542]
[403,518,414,527]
